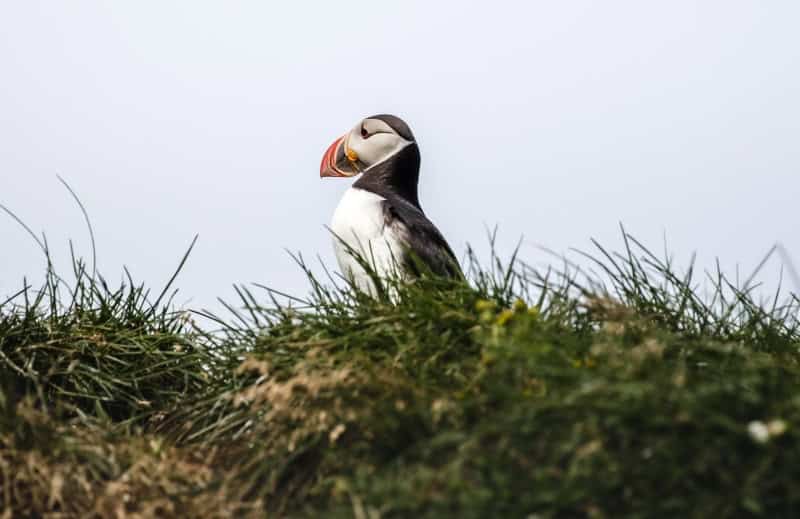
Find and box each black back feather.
[380,195,463,279]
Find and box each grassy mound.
[1,235,799,518]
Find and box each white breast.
[330,187,405,293]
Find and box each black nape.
[353,143,422,211]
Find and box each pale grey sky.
[1,1,798,310]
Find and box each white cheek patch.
[349,127,412,171]
[358,134,411,168]
[362,118,394,135]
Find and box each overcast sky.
[1,1,798,311]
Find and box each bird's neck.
[354,144,421,210]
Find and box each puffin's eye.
[360,126,369,138]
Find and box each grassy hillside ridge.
[1,232,799,518]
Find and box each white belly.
[330,187,404,293]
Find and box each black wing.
[381,196,462,279]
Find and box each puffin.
[320,114,461,292]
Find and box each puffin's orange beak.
[320,135,359,178]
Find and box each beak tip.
[320,135,348,178]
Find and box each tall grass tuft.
[1,223,799,517]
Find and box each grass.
[1,223,799,518]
